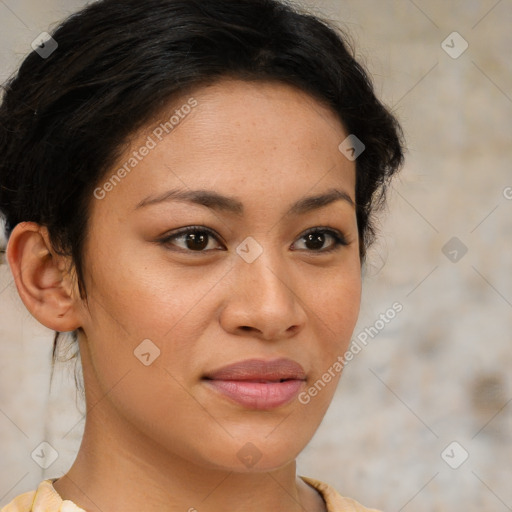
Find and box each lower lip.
[204,379,304,409]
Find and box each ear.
[6,222,83,332]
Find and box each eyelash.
[157,225,349,254]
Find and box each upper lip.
[203,358,306,382]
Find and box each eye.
[158,226,224,253]
[157,226,349,254]
[292,227,348,253]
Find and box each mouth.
[202,358,306,410]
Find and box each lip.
[203,358,306,410]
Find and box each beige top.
[1,476,381,512]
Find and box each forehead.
[91,79,356,215]
[168,79,348,160]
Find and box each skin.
[7,79,361,512]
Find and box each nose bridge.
[237,237,293,304]
[226,238,305,338]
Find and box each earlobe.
[6,222,83,332]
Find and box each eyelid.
[157,225,225,252]
[299,226,348,244]
[157,225,349,253]
[292,226,349,253]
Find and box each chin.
[193,434,306,474]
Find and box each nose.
[219,250,307,341]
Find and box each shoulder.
[2,476,382,512]
[1,488,36,512]
[300,476,382,512]
[1,479,85,512]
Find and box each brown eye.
[159,226,224,252]
[293,228,348,253]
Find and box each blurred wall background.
[1,1,511,511]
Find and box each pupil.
[306,233,324,250]
[187,232,208,251]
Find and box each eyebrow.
[135,187,355,216]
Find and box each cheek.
[334,275,362,337]
[305,264,361,393]
[83,239,218,338]
[313,263,362,336]
[79,244,229,406]
[297,275,361,416]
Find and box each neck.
[53,404,325,512]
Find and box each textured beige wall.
[1,1,511,511]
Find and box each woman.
[0,0,404,510]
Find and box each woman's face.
[77,79,361,472]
